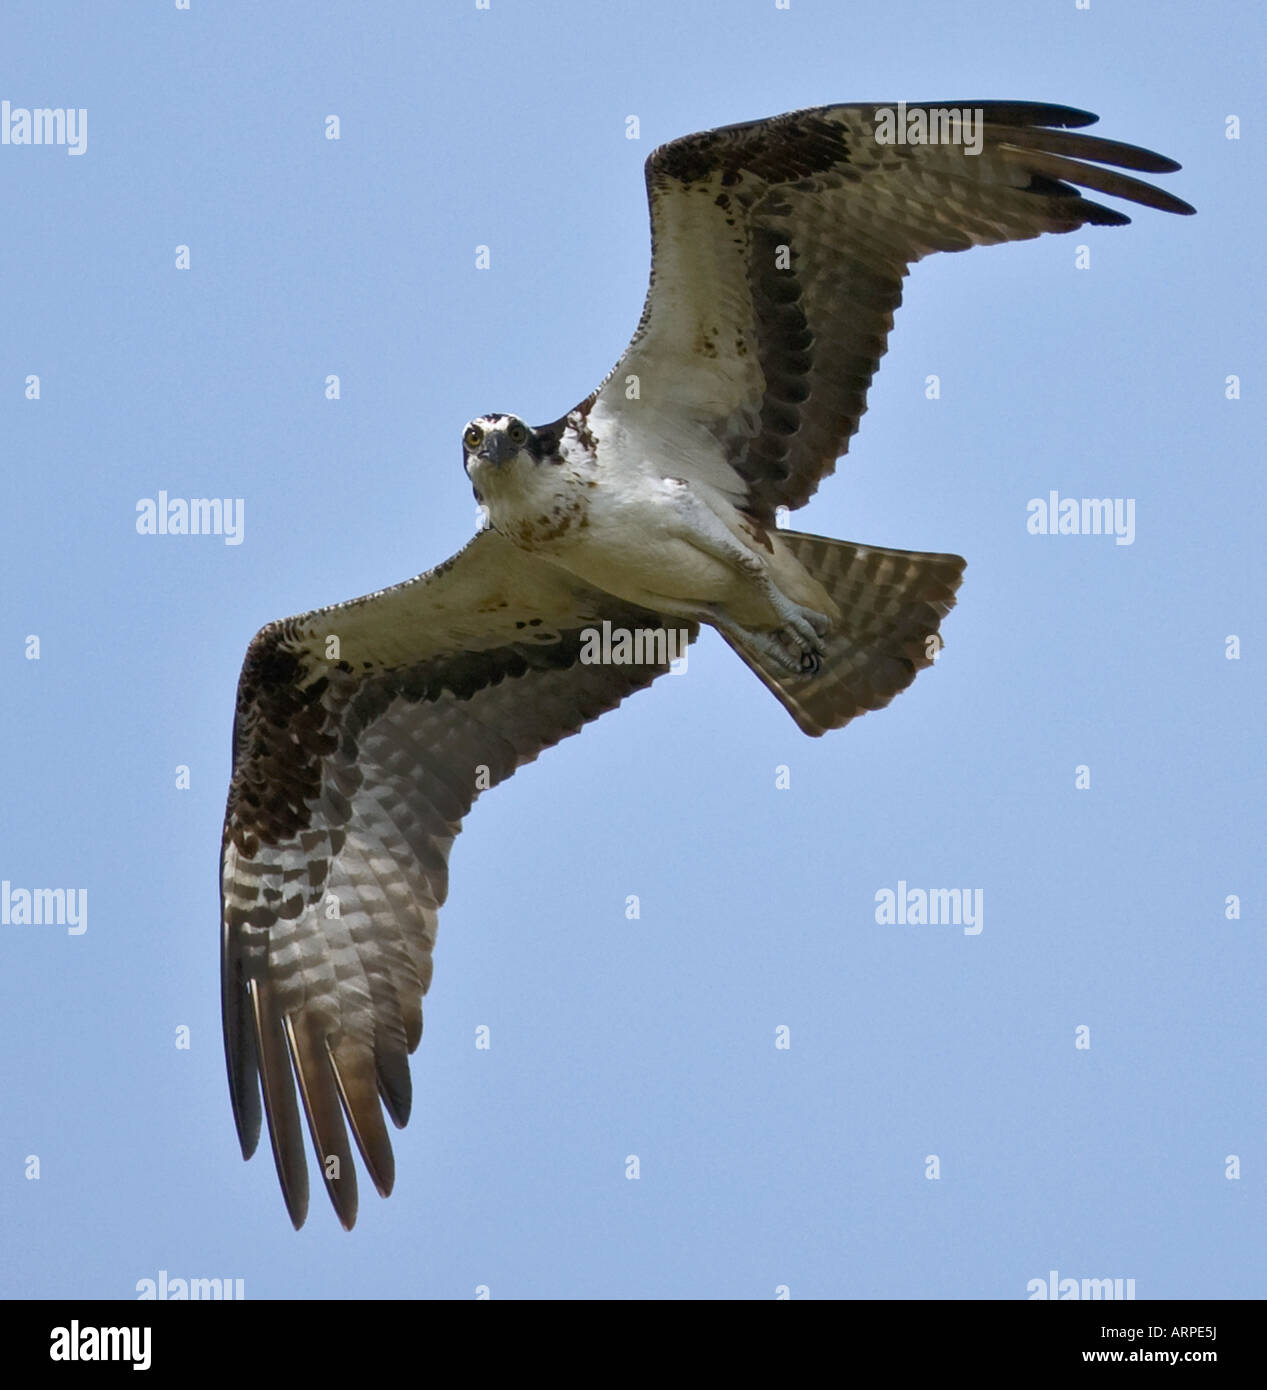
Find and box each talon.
[778,601,831,653]
[708,597,829,679]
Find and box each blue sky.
[2,0,1262,1300]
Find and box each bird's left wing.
[594,100,1193,518]
[221,528,695,1228]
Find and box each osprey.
[221,100,1192,1227]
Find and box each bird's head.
[462,413,538,484]
[462,414,570,521]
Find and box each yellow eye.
[508,421,528,446]
[464,425,483,450]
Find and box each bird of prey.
[221,100,1192,1228]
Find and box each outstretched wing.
[221,529,696,1228]
[596,100,1193,518]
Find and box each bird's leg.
[705,605,816,676]
[665,480,830,669]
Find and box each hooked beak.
[477,432,516,466]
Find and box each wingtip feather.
[286,1013,360,1231]
[249,978,311,1230]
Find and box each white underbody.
[467,402,836,635]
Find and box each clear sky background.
[1,0,1262,1300]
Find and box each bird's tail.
[722,530,966,737]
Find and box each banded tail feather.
[722,530,966,737]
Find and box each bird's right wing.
[221,528,696,1228]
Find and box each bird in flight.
[221,100,1192,1227]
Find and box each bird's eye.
[508,421,528,446]
[464,425,484,450]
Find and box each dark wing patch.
[595,100,1192,518]
[221,530,697,1227]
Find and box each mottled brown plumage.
[222,532,695,1228]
